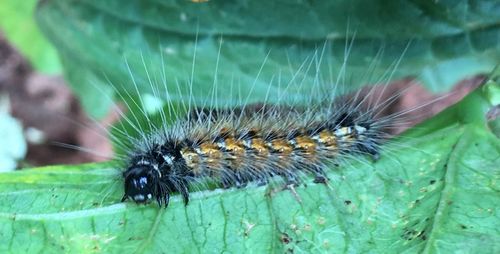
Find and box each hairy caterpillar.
[121,106,379,206]
[84,44,474,209]
[58,40,469,209]
[118,81,416,207]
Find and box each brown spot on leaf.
[280,233,291,244]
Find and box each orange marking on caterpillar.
[270,138,293,154]
[249,138,269,155]
[294,135,317,153]
[318,130,337,147]
[224,137,246,155]
[199,142,223,162]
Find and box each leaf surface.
[1,82,498,253]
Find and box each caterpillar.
[48,39,467,211]
[55,38,465,209]
[119,89,396,207]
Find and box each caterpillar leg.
[156,192,170,208]
[167,178,189,206]
[156,183,171,208]
[220,170,250,189]
[357,141,381,161]
[284,172,300,186]
[308,166,329,184]
[234,171,248,188]
[314,175,329,184]
[178,182,190,206]
[256,175,269,186]
[221,175,233,189]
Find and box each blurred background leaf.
[35,0,500,119]
[0,0,61,73]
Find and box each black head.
[122,165,160,204]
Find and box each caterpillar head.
[122,164,159,204]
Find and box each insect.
[99,40,457,209]
[120,93,393,207]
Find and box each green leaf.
[13,1,498,252]
[35,0,500,118]
[1,81,498,253]
[0,0,61,73]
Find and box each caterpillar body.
[121,97,389,207]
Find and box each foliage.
[35,0,500,118]
[0,0,61,73]
[0,0,499,253]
